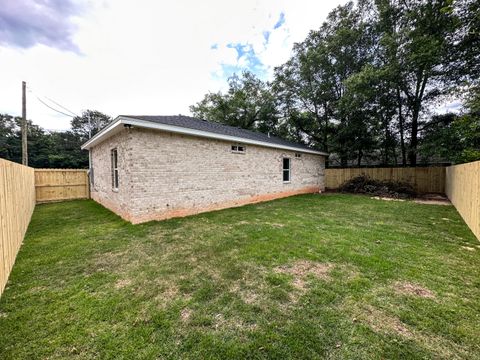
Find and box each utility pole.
[88,111,91,139]
[22,81,28,166]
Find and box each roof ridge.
[122,114,298,143]
[106,115,328,156]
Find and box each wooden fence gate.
[35,169,89,203]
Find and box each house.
[81,115,328,224]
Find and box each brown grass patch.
[275,260,333,297]
[114,279,132,289]
[343,300,467,358]
[181,308,192,322]
[266,222,285,228]
[28,286,48,294]
[394,282,435,299]
[212,313,257,332]
[152,283,186,307]
[356,305,413,338]
[276,260,333,280]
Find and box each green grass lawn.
[1,194,480,359]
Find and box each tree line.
[191,0,480,166]
[1,0,478,169]
[0,110,111,168]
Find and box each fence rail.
[35,169,89,203]
[325,166,446,193]
[446,160,480,240]
[0,159,36,296]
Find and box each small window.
[295,153,302,158]
[111,148,119,190]
[231,144,246,153]
[283,157,291,182]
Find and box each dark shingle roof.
[120,115,326,154]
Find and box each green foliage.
[0,109,111,168]
[190,71,281,135]
[71,110,112,142]
[420,87,480,164]
[273,1,372,162]
[191,0,479,166]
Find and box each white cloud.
[0,0,347,130]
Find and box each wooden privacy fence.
[0,159,36,296]
[35,169,89,203]
[325,166,446,193]
[446,160,480,241]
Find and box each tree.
[273,1,373,164]
[71,110,112,141]
[0,114,17,160]
[0,109,111,168]
[375,0,476,165]
[340,65,397,165]
[190,71,279,134]
[189,0,480,166]
[47,131,89,168]
[450,86,480,162]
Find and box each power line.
[34,94,76,118]
[27,86,79,118]
[43,95,79,117]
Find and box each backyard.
[0,194,479,359]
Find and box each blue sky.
[212,12,287,82]
[207,11,290,83]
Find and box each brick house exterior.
[82,116,327,224]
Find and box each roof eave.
[81,116,124,150]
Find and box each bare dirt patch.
[413,199,451,206]
[372,196,405,202]
[394,282,435,299]
[275,260,333,293]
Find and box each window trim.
[231,143,246,154]
[111,148,119,191]
[282,157,291,183]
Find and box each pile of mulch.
[339,175,416,199]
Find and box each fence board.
[325,167,446,193]
[446,161,480,241]
[0,159,36,297]
[35,169,89,203]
